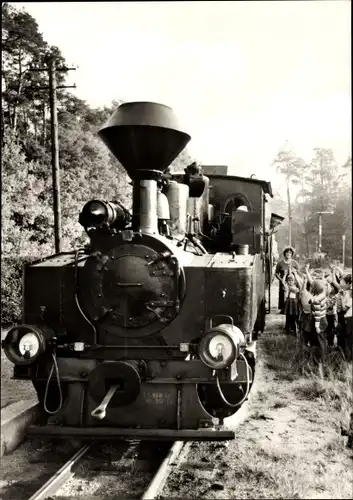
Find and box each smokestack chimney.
[98,102,191,234]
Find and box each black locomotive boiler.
[3,102,274,441]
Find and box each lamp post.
[317,211,334,254]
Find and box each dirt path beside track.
[160,307,353,499]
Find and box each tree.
[303,148,341,256]
[1,131,53,256]
[2,3,47,133]
[272,141,306,247]
[293,162,312,255]
[170,148,197,173]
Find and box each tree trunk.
[13,48,25,132]
[23,109,28,133]
[319,150,324,211]
[1,101,5,145]
[34,115,37,141]
[42,102,46,145]
[286,176,292,246]
[303,214,310,255]
[300,178,310,256]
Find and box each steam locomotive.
[3,102,277,441]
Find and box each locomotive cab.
[3,102,276,441]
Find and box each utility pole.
[28,57,76,253]
[317,211,334,254]
[48,58,61,254]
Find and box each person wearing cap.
[275,246,299,314]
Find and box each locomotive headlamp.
[209,336,233,360]
[198,323,245,370]
[18,333,40,358]
[2,325,52,366]
[79,200,117,228]
[79,200,130,230]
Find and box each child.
[332,272,352,356]
[309,279,328,378]
[344,287,352,362]
[299,275,313,345]
[304,264,324,290]
[281,270,302,336]
[325,273,338,348]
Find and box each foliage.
[1,3,197,322]
[273,141,352,261]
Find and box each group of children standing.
[275,246,352,377]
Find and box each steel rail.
[28,443,92,500]
[141,399,251,499]
[141,441,188,500]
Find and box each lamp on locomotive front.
[98,101,191,235]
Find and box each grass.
[1,328,38,409]
[260,328,353,431]
[242,327,353,499]
[161,311,353,500]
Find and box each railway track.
[28,440,188,500]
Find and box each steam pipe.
[133,179,158,234]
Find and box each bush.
[1,256,37,324]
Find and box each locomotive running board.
[27,425,235,441]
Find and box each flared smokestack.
[98,102,191,180]
[98,102,191,233]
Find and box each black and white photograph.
[1,1,352,498]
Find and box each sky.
[12,1,351,185]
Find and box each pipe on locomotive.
[132,177,159,234]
